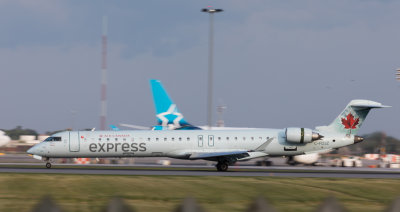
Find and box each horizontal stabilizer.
[350,100,391,109]
[189,150,249,159]
[351,104,391,109]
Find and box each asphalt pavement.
[0,163,399,178]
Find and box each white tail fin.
[316,100,389,135]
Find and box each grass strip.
[0,173,399,212]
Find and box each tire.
[46,163,52,169]
[216,161,229,171]
[219,162,228,171]
[216,163,222,171]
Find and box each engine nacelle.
[285,128,323,143]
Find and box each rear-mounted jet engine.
[285,127,323,143]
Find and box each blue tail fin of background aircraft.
[150,79,200,130]
[110,125,120,131]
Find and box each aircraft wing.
[119,123,151,130]
[188,150,249,160]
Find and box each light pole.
[202,7,223,129]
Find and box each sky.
[0,0,399,138]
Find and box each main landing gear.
[216,160,229,171]
[44,157,52,169]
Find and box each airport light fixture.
[396,68,400,81]
[202,7,223,129]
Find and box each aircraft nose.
[27,146,37,155]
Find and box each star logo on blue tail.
[156,104,184,127]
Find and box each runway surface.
[0,164,399,178]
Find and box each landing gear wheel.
[216,161,229,171]
[46,162,52,169]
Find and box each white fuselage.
[28,129,355,161]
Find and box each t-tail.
[316,99,390,137]
[150,79,200,130]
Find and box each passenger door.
[69,131,80,152]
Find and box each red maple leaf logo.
[341,113,359,129]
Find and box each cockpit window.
[44,136,62,142]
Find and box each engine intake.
[285,128,323,143]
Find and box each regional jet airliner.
[27,99,388,171]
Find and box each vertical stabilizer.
[316,100,389,135]
[150,79,190,127]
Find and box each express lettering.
[89,143,147,152]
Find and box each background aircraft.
[0,130,11,147]
[120,79,256,130]
[150,79,321,166]
[121,79,325,166]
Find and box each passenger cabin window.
[187,137,190,141]
[251,137,254,141]
[243,137,246,141]
[179,137,182,141]
[156,138,159,141]
[218,137,221,140]
[172,138,175,141]
[107,138,110,141]
[98,138,102,141]
[115,138,118,141]
[164,138,167,141]
[123,138,126,141]
[226,137,229,140]
[44,137,62,142]
[234,137,238,141]
[147,138,151,141]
